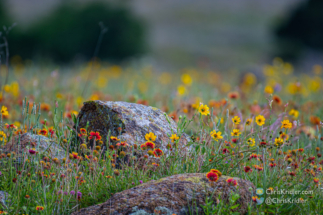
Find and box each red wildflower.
[269,163,276,168]
[89,131,101,141]
[145,141,155,149]
[153,148,164,157]
[38,128,48,136]
[226,178,238,186]
[206,172,219,182]
[80,128,87,135]
[244,166,252,173]
[222,148,229,154]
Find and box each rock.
[0,191,9,209]
[1,133,67,161]
[72,173,255,215]
[76,101,190,152]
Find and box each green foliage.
[0,1,10,28]
[8,2,146,63]
[274,0,323,61]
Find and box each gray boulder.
[76,101,190,152]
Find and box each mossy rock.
[72,173,255,215]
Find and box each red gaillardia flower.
[38,128,48,136]
[140,144,147,150]
[153,148,164,157]
[89,131,101,141]
[244,166,252,173]
[80,128,87,135]
[29,148,36,155]
[145,141,155,149]
[206,172,219,182]
[226,178,238,186]
[209,169,222,177]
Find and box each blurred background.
[1,0,322,71]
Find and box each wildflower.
[252,196,259,203]
[70,190,75,195]
[288,171,296,176]
[28,148,36,155]
[152,163,159,167]
[264,85,273,94]
[289,109,299,118]
[36,206,44,211]
[272,95,282,105]
[153,148,164,157]
[269,163,276,168]
[281,120,292,129]
[89,131,101,140]
[280,132,289,140]
[170,134,179,143]
[228,92,239,99]
[206,172,219,182]
[140,143,147,150]
[119,151,126,158]
[232,116,241,125]
[0,131,7,142]
[0,106,9,116]
[244,166,252,173]
[245,118,252,125]
[48,127,55,137]
[181,74,192,85]
[145,141,155,150]
[274,138,284,147]
[222,148,229,154]
[139,180,143,184]
[198,104,210,115]
[210,130,223,141]
[77,191,82,201]
[80,128,87,135]
[226,178,238,186]
[255,115,265,126]
[209,169,222,177]
[145,132,157,141]
[38,128,48,136]
[231,129,241,137]
[177,85,186,96]
[247,138,255,147]
[110,136,120,141]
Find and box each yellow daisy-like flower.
[210,130,223,141]
[289,109,299,118]
[281,119,292,129]
[231,129,241,137]
[145,132,157,141]
[198,104,210,116]
[255,115,265,126]
[170,134,179,142]
[0,131,7,143]
[245,118,252,126]
[247,138,255,147]
[1,106,9,116]
[274,137,284,147]
[232,116,241,125]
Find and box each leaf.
[230,204,240,209]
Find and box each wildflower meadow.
[0,58,323,214]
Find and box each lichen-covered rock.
[72,173,255,215]
[1,133,66,161]
[76,101,190,151]
[0,191,9,209]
